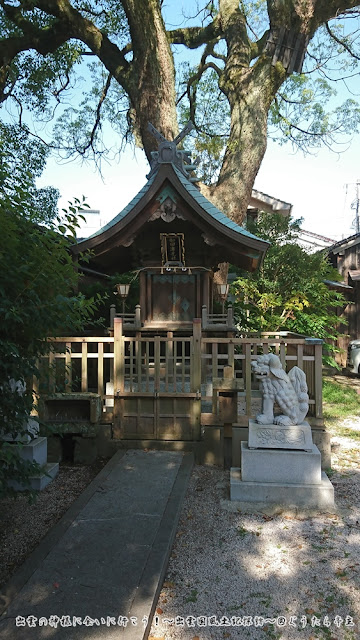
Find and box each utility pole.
[348,179,360,234]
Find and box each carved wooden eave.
[71,163,269,274]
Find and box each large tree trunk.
[122,0,178,160]
[209,59,286,224]
[204,1,287,224]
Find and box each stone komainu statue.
[251,353,309,426]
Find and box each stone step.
[241,441,322,485]
[230,468,334,507]
[29,463,59,491]
[8,463,59,492]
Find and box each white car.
[348,339,360,375]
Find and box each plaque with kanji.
[160,233,185,267]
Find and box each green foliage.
[0,123,101,498]
[231,213,346,364]
[79,270,140,329]
[52,61,130,160]
[0,123,59,223]
[269,73,360,152]
[0,1,130,162]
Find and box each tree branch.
[250,30,270,61]
[184,39,224,124]
[53,72,71,103]
[168,19,222,49]
[80,72,112,155]
[0,0,133,103]
[325,21,360,61]
[0,0,72,56]
[267,0,360,37]
[0,20,71,101]
[25,0,131,87]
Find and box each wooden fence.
[39,319,324,429]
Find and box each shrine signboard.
[160,233,185,267]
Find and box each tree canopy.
[1,1,360,222]
[0,123,100,496]
[231,213,347,365]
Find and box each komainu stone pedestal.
[230,421,334,508]
[6,436,59,492]
[248,421,313,451]
[241,442,322,484]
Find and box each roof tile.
[172,166,264,242]
[83,163,266,247]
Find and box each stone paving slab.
[0,449,193,640]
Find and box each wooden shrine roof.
[71,162,269,273]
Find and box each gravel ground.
[1,394,359,640]
[0,459,108,588]
[148,420,360,640]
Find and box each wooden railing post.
[65,342,72,392]
[166,331,173,390]
[244,342,252,419]
[202,305,207,330]
[48,350,56,393]
[154,336,161,393]
[192,318,202,440]
[192,319,202,392]
[314,341,323,422]
[113,317,124,437]
[81,341,88,392]
[114,318,124,394]
[135,304,141,330]
[97,341,104,398]
[110,304,116,329]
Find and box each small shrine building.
[71,124,269,333]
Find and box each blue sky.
[38,126,360,241]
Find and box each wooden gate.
[112,318,202,440]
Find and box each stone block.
[232,427,249,468]
[18,437,48,466]
[199,426,223,466]
[96,424,116,458]
[30,463,59,491]
[248,419,313,451]
[46,435,63,463]
[41,393,102,424]
[8,462,59,492]
[312,429,332,470]
[241,441,322,485]
[230,468,334,507]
